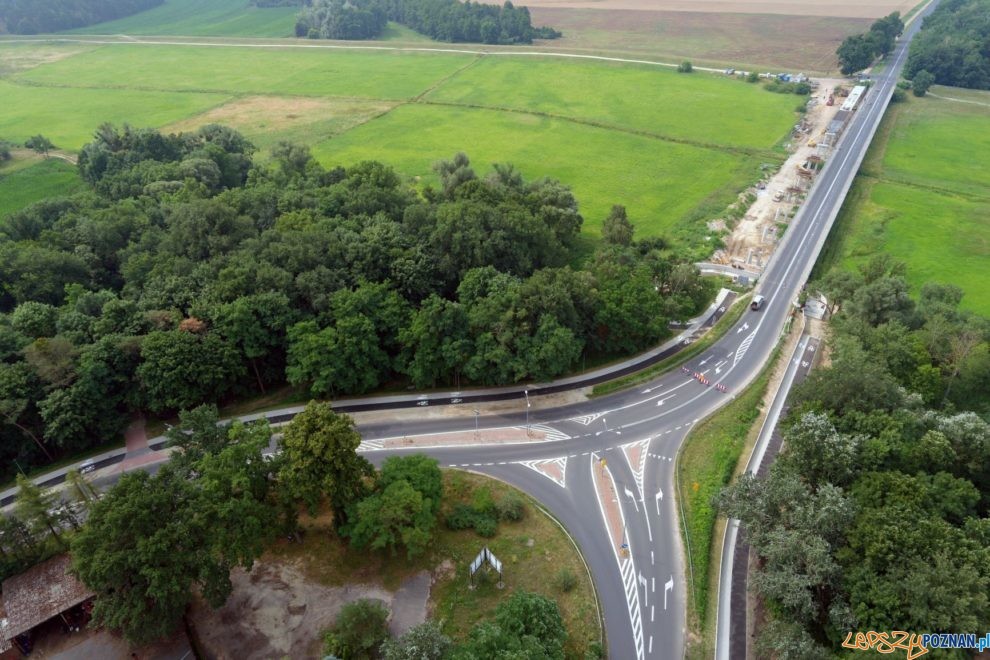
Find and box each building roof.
[1,555,94,640]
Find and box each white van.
[750,295,766,311]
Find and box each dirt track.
[490,0,917,18]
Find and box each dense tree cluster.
[295,0,386,40]
[906,0,990,90]
[0,0,163,34]
[720,256,990,657]
[295,0,561,44]
[0,124,712,477]
[67,402,378,643]
[836,12,904,75]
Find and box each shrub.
[324,599,390,660]
[445,503,479,531]
[474,515,498,537]
[746,71,760,83]
[555,567,578,593]
[677,60,693,73]
[497,493,526,522]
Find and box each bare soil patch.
[0,43,95,76]
[530,8,867,72]
[714,79,845,270]
[189,561,399,659]
[505,0,916,18]
[164,95,396,148]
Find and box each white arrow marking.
[642,388,652,394]
[699,353,713,365]
[639,572,648,607]
[655,489,663,516]
[624,486,639,512]
[736,322,750,334]
[664,576,674,610]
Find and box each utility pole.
[524,388,531,436]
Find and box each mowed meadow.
[824,87,990,316]
[0,40,800,243]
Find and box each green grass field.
[427,57,798,150]
[3,41,800,244]
[69,0,298,37]
[824,89,990,316]
[0,157,84,218]
[17,44,475,100]
[0,79,231,150]
[315,103,762,238]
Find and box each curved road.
[3,12,937,656]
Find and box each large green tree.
[278,402,373,524]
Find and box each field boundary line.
[2,36,728,73]
[416,98,780,157]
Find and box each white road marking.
[664,576,674,610]
[620,439,651,501]
[624,486,640,512]
[655,488,664,516]
[515,456,568,488]
[529,424,570,442]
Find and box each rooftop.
[1,555,94,641]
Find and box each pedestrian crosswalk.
[356,438,384,452]
[529,424,570,442]
[620,557,645,660]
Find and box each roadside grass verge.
[677,339,783,659]
[0,157,84,218]
[267,470,602,658]
[592,291,750,397]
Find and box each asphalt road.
[4,11,937,655]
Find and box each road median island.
[675,313,800,659]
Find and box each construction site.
[709,81,869,275]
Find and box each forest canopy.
[0,0,164,34]
[295,0,561,44]
[906,0,990,90]
[0,124,711,478]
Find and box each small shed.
[1,555,94,645]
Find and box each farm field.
[0,79,230,150]
[314,103,762,238]
[163,96,397,150]
[1,41,801,246]
[824,88,990,316]
[69,0,298,37]
[0,157,83,218]
[16,45,476,100]
[526,9,868,74]
[427,56,797,149]
[480,0,918,18]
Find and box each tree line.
[836,12,904,75]
[719,256,990,657]
[295,0,561,44]
[4,399,573,659]
[906,0,990,90]
[0,0,163,34]
[0,123,712,478]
